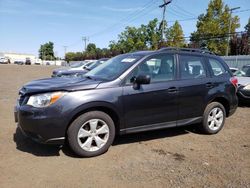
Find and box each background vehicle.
[52,58,109,78]
[234,65,250,103]
[229,67,238,74]
[0,57,9,64]
[52,61,89,77]
[25,58,31,65]
[14,60,24,65]
[15,48,238,157]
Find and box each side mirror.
[131,75,151,89]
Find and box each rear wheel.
[201,102,226,134]
[67,111,115,157]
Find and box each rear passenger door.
[177,54,211,122]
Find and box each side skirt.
[120,117,202,135]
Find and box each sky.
[0,0,249,57]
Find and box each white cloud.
[102,6,143,12]
[31,10,70,17]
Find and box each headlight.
[27,92,66,108]
[243,85,250,90]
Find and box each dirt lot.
[0,64,249,188]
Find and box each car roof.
[129,48,217,57]
[129,50,155,56]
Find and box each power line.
[61,4,250,50]
[168,5,196,18]
[87,0,156,38]
[172,4,197,17]
[234,9,250,13]
[184,31,245,40]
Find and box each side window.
[208,58,226,76]
[126,54,175,84]
[179,55,206,79]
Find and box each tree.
[190,0,240,55]
[65,52,76,61]
[230,33,249,55]
[245,17,250,36]
[145,18,162,50]
[39,41,55,60]
[109,40,122,56]
[230,19,250,55]
[116,26,147,53]
[166,21,185,47]
[86,43,97,53]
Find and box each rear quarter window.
[208,58,227,76]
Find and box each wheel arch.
[209,96,230,117]
[66,102,122,135]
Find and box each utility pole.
[63,45,67,60]
[82,36,89,51]
[159,0,172,42]
[226,7,240,56]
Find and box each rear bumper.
[237,88,250,102]
[228,106,237,117]
[227,94,238,117]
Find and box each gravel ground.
[0,64,249,188]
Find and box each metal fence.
[221,55,250,69]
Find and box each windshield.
[85,54,142,80]
[70,62,85,68]
[234,66,250,77]
[86,59,107,70]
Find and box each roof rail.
[158,47,215,55]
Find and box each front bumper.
[14,104,67,145]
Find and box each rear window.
[208,58,226,76]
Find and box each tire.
[67,111,115,157]
[201,102,226,134]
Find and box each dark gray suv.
[15,48,238,157]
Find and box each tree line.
[39,0,250,61]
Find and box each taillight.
[230,77,238,88]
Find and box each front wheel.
[201,102,226,134]
[67,111,115,157]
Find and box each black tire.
[201,102,226,134]
[67,111,115,157]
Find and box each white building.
[0,52,65,66]
[0,52,36,64]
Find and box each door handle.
[168,87,178,93]
[206,82,214,88]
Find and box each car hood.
[58,69,88,75]
[52,67,70,74]
[19,77,102,95]
[237,76,250,86]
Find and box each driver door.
[121,53,179,132]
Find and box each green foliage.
[245,17,250,36]
[65,43,112,61]
[231,19,250,55]
[39,41,55,60]
[166,21,185,47]
[190,0,240,55]
[64,0,248,60]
